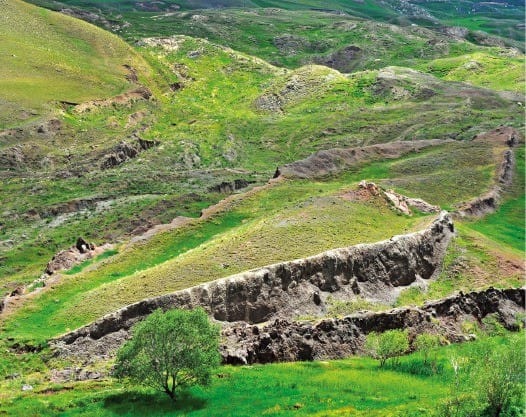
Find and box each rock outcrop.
[52,212,455,359]
[73,87,152,114]
[381,185,440,215]
[208,179,254,194]
[221,287,525,364]
[278,139,450,179]
[45,237,99,275]
[454,126,519,218]
[100,137,159,169]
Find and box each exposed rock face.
[278,139,450,179]
[37,197,108,219]
[455,126,519,218]
[100,137,159,169]
[0,144,26,169]
[52,212,455,359]
[73,87,152,114]
[315,45,362,73]
[208,179,254,194]
[221,287,525,364]
[380,185,440,215]
[45,237,98,275]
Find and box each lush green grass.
[1,173,428,343]
[0,0,149,129]
[416,51,525,92]
[65,249,119,275]
[27,0,525,48]
[0,332,522,416]
[3,34,520,293]
[2,134,518,343]
[466,145,525,251]
[109,9,491,73]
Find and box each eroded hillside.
[0,1,524,415]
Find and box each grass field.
[0,1,525,416]
[2,137,519,344]
[0,332,523,416]
[2,33,521,294]
[27,0,525,48]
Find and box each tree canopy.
[114,308,221,401]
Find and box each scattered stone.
[22,384,33,391]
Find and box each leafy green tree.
[365,329,409,367]
[414,333,441,367]
[114,308,220,401]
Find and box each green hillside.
[28,0,525,46]
[0,0,150,129]
[0,1,524,416]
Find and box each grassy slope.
[0,0,147,129]
[0,3,524,417]
[2,138,517,343]
[2,35,521,291]
[466,145,525,251]
[416,51,525,92]
[27,0,525,47]
[396,144,525,307]
[0,332,522,416]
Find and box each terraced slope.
[0,0,152,129]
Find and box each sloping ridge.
[53,212,455,358]
[278,139,451,179]
[454,126,519,217]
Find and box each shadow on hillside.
[103,390,207,415]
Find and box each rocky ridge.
[454,126,519,217]
[278,139,451,179]
[52,212,455,361]
[222,287,525,364]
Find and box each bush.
[114,308,220,401]
[365,329,409,367]
[414,333,441,370]
[475,343,525,417]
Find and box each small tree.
[365,329,409,367]
[414,333,441,366]
[114,308,220,401]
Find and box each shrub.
[114,308,220,401]
[414,333,441,368]
[475,343,525,417]
[365,329,409,367]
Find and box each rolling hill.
[0,0,524,416]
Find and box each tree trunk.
[164,388,176,402]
